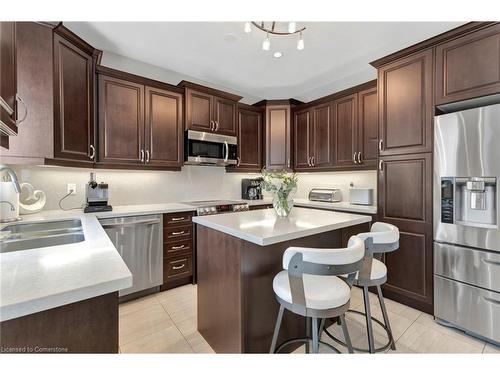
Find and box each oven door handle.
[223,140,229,163]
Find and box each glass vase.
[272,193,294,217]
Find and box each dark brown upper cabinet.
[435,23,500,105]
[98,68,184,170]
[293,108,311,170]
[0,22,18,145]
[357,86,378,167]
[182,82,241,137]
[265,103,292,171]
[333,93,358,166]
[228,104,263,172]
[53,27,99,165]
[98,75,145,166]
[378,48,433,156]
[145,86,183,168]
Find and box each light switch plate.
[67,183,77,195]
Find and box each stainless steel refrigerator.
[434,102,500,345]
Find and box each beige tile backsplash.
[11,165,377,210]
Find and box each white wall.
[12,165,376,211]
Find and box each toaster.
[308,188,342,203]
[349,188,374,205]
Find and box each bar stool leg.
[363,286,376,354]
[318,318,326,338]
[312,318,319,353]
[376,285,396,350]
[305,317,310,353]
[270,305,285,353]
[339,314,354,354]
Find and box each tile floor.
[118,284,500,354]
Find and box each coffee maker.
[241,178,263,200]
[84,172,112,213]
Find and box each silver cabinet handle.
[140,149,144,162]
[15,94,28,125]
[482,258,500,267]
[215,120,219,132]
[353,153,357,164]
[171,244,186,250]
[307,156,311,167]
[89,144,96,160]
[287,158,290,168]
[483,296,500,306]
[311,156,315,166]
[379,139,383,151]
[172,231,186,235]
[357,151,362,164]
[209,120,214,131]
[171,217,185,221]
[223,140,229,162]
[236,156,241,166]
[172,264,185,270]
[146,149,150,163]
[378,159,384,171]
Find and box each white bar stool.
[323,222,400,353]
[269,236,365,354]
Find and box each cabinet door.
[185,88,213,132]
[436,23,500,105]
[145,86,183,168]
[293,108,311,170]
[98,75,145,165]
[265,105,291,170]
[311,103,333,168]
[237,107,262,170]
[378,49,433,155]
[214,97,237,136]
[333,94,357,166]
[378,153,433,313]
[357,86,378,166]
[0,22,17,138]
[53,33,94,163]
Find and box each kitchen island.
[193,207,371,353]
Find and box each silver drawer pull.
[172,264,185,270]
[171,244,185,250]
[171,217,185,221]
[482,258,500,267]
[483,296,500,306]
[172,231,186,235]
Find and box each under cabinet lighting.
[244,22,252,33]
[288,22,297,33]
[273,51,283,58]
[297,32,304,50]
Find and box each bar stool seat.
[359,258,386,282]
[273,271,351,310]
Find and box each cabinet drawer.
[164,238,192,258]
[434,275,500,343]
[434,242,500,292]
[164,224,192,240]
[164,254,193,280]
[164,212,193,227]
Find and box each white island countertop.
[193,207,371,246]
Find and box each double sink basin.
[0,219,85,253]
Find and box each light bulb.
[297,32,304,50]
[273,51,283,58]
[244,22,252,33]
[262,34,270,51]
[288,22,296,34]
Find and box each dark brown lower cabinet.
[161,211,196,291]
[0,292,118,353]
[378,152,433,313]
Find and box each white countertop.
[192,207,371,246]
[0,203,196,322]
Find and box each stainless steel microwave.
[184,130,238,166]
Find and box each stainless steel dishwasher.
[99,214,163,297]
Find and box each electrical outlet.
[67,183,77,195]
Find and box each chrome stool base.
[273,337,341,354]
[323,310,394,353]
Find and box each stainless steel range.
[434,102,500,345]
[186,200,249,216]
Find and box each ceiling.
[65,22,465,104]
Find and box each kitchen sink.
[0,219,85,253]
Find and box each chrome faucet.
[0,165,21,193]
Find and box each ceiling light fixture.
[297,32,304,50]
[244,22,306,52]
[273,51,283,58]
[262,33,270,51]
